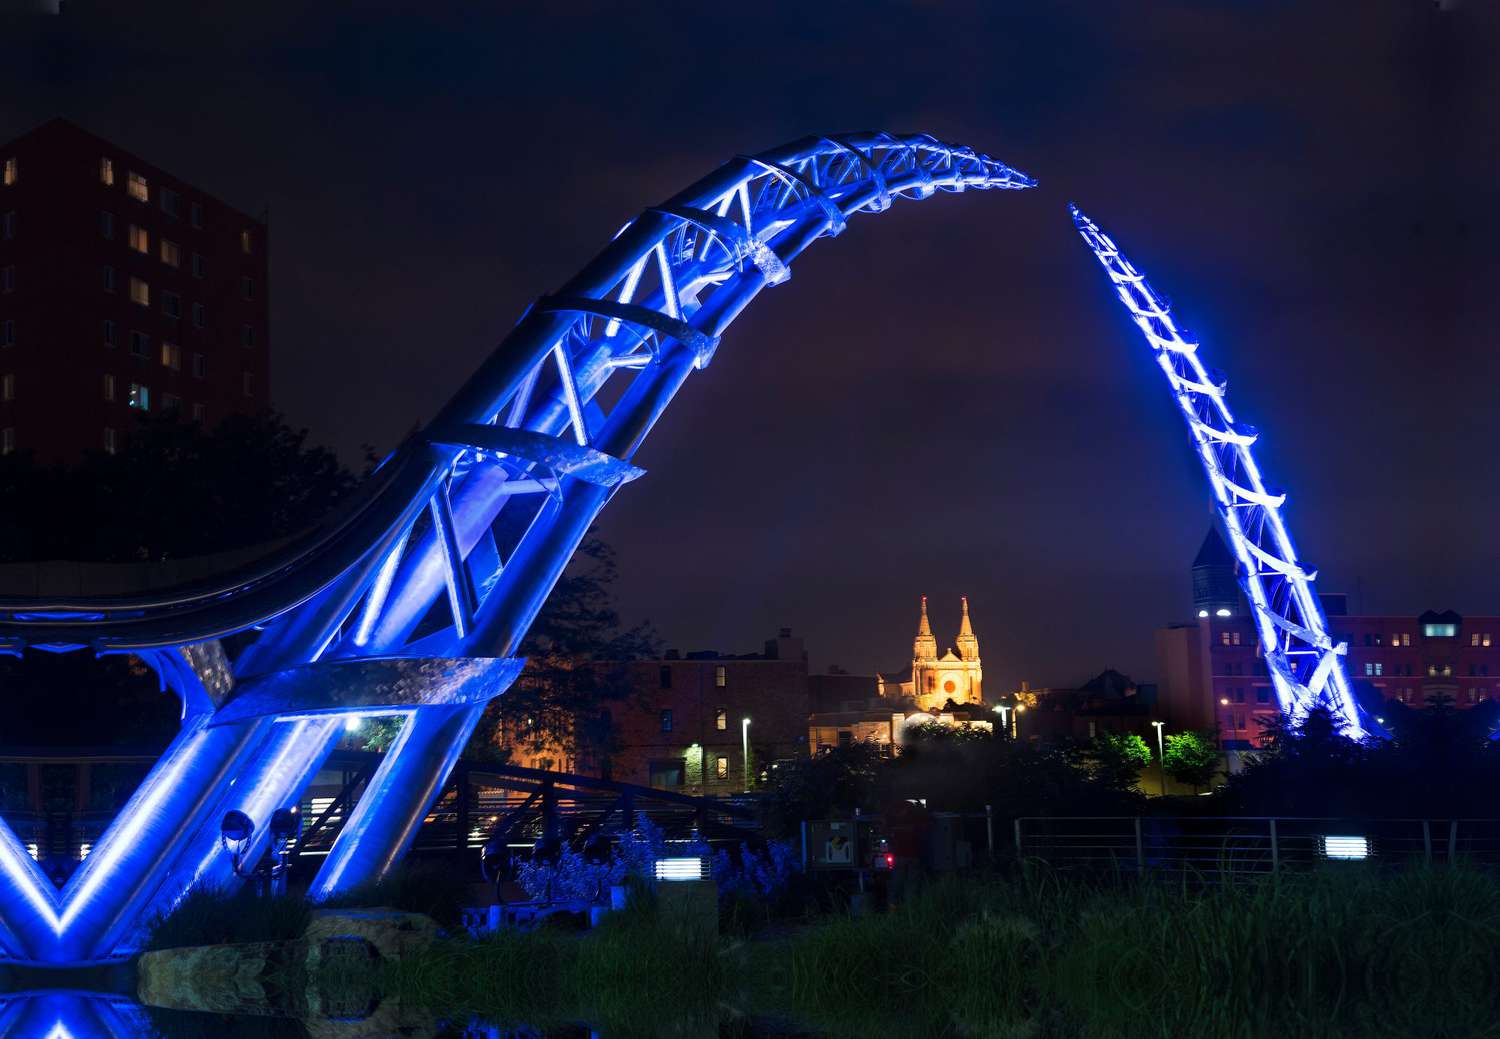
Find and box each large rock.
[136,940,302,1015]
[305,907,440,965]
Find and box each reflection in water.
[0,994,802,1038]
[0,991,153,1038]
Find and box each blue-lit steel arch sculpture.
[0,133,1034,964]
[1071,206,1371,740]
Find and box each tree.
[1086,731,1153,791]
[467,535,659,768]
[0,411,360,749]
[0,410,358,563]
[1162,729,1220,791]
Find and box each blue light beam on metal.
[1070,204,1369,739]
[0,133,1034,964]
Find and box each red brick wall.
[585,658,810,796]
[0,119,269,463]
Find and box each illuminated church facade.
[877,596,984,711]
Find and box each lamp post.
[993,703,1011,737]
[1013,704,1024,740]
[741,717,752,791]
[1151,720,1166,796]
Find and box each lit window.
[127,383,149,411]
[191,302,205,327]
[240,228,252,253]
[0,320,13,347]
[160,342,180,370]
[190,402,206,423]
[716,756,729,780]
[127,172,148,202]
[660,709,673,733]
[1,267,12,293]
[715,665,727,688]
[159,188,179,218]
[242,371,253,396]
[189,201,202,228]
[1220,632,1231,646]
[103,373,114,401]
[99,211,114,238]
[241,276,254,300]
[2,158,15,186]
[1423,623,1457,638]
[129,330,149,358]
[241,324,255,347]
[190,253,205,278]
[162,291,181,319]
[1364,663,1373,676]
[103,427,116,454]
[128,224,149,253]
[191,352,206,378]
[102,265,115,292]
[129,277,149,307]
[102,319,115,347]
[2,374,13,401]
[1401,633,1411,646]
[160,239,180,267]
[1,428,12,455]
[100,157,114,186]
[1486,634,1494,649]
[715,707,727,731]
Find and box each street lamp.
[1013,704,1024,740]
[741,717,752,790]
[1151,720,1166,796]
[993,703,1011,736]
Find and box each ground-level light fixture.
[1322,835,1369,861]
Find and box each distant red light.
[884,853,894,868]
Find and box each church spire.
[956,596,979,661]
[913,595,938,661]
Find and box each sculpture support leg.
[308,704,485,899]
[53,715,268,962]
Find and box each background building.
[1158,529,1500,751]
[0,118,269,462]
[876,596,984,709]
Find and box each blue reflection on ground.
[0,991,154,1038]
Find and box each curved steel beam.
[1071,205,1369,739]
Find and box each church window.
[943,680,956,694]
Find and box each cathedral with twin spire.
[878,596,984,711]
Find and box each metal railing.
[1014,816,1500,877]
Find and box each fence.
[1014,816,1500,877]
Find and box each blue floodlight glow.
[1322,835,1370,860]
[1071,205,1370,741]
[0,135,1040,968]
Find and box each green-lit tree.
[1086,731,1153,791]
[1162,729,1221,791]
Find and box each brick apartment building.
[1157,530,1500,750]
[0,118,269,462]
[506,628,815,798]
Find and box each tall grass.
[142,885,312,951]
[380,895,723,1038]
[779,865,1500,1039]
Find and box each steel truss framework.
[1071,206,1370,740]
[0,133,1035,965]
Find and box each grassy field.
[380,864,1500,1039]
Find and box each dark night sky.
[0,1,1496,688]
